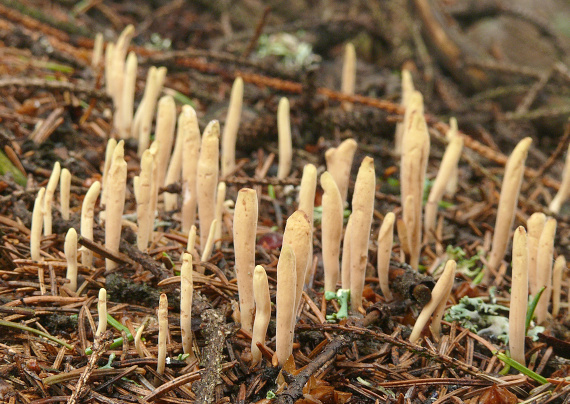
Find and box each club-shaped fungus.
[277,97,292,179]
[509,226,528,365]
[321,171,343,293]
[104,141,127,270]
[535,217,556,324]
[377,212,396,301]
[251,265,271,365]
[197,120,220,248]
[221,77,244,178]
[325,138,357,205]
[81,181,100,267]
[276,244,296,366]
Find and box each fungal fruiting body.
[136,150,153,251]
[276,244,296,366]
[80,181,101,267]
[409,259,456,343]
[341,214,353,290]
[549,143,570,213]
[180,253,194,356]
[527,212,546,296]
[535,217,556,324]
[349,157,375,312]
[251,265,271,365]
[31,188,46,262]
[64,228,78,292]
[298,164,317,285]
[444,117,459,196]
[163,114,185,211]
[394,69,414,155]
[154,95,177,191]
[486,137,532,279]
[509,226,528,365]
[221,77,244,178]
[341,43,356,111]
[100,138,117,210]
[180,105,201,233]
[60,168,71,220]
[233,188,258,333]
[377,212,396,301]
[282,210,311,317]
[552,255,565,318]
[320,171,343,293]
[157,293,168,375]
[197,121,220,248]
[424,134,463,243]
[43,161,61,236]
[277,97,292,179]
[214,182,226,249]
[325,138,357,205]
[118,51,137,139]
[104,141,127,270]
[96,288,107,337]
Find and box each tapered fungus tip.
[278,97,289,110]
[203,120,220,138]
[113,140,125,160]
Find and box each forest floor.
[0,0,570,403]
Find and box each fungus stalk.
[321,172,343,294]
[148,141,160,234]
[31,188,46,262]
[282,210,311,317]
[105,141,127,270]
[214,182,226,249]
[552,255,565,318]
[424,134,463,243]
[400,95,430,269]
[341,43,356,111]
[444,118,459,196]
[118,51,137,139]
[549,143,570,213]
[197,120,220,248]
[104,42,115,97]
[100,138,117,210]
[298,164,317,285]
[60,168,71,220]
[276,244,296,366]
[180,253,194,356]
[350,157,375,312]
[509,226,528,365]
[181,106,201,233]
[155,95,177,191]
[535,218,556,324]
[221,77,244,177]
[409,260,456,343]
[136,150,153,251]
[65,228,78,293]
[96,288,107,337]
[277,97,292,179]
[341,214,353,290]
[81,181,100,267]
[157,293,168,375]
[43,161,61,236]
[325,138,357,205]
[163,114,185,211]
[200,219,217,262]
[233,188,258,333]
[527,212,546,297]
[92,33,104,69]
[251,265,271,365]
[377,212,395,301]
[136,67,167,155]
[394,69,414,155]
[486,137,532,278]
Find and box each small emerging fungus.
[163,112,185,211]
[96,288,107,337]
[233,188,258,333]
[486,137,532,279]
[104,42,115,97]
[43,161,61,236]
[136,66,167,155]
[81,181,100,267]
[298,164,317,285]
[180,253,194,356]
[100,138,117,210]
[60,168,71,220]
[276,244,296,366]
[277,97,292,179]
[187,225,198,260]
[31,187,46,262]
[424,134,463,243]
[157,293,168,375]
[325,138,357,205]
[527,212,546,297]
[201,219,217,262]
[444,118,460,196]
[181,105,201,233]
[409,259,456,343]
[341,43,356,111]
[321,171,343,293]
[377,212,395,301]
[92,33,104,69]
[105,141,127,270]
[535,217,557,324]
[549,142,570,213]
[197,120,220,248]
[251,265,271,366]
[118,51,137,139]
[221,77,244,178]
[350,157,375,312]
[552,255,565,318]
[509,226,528,365]
[282,210,311,317]
[64,228,78,292]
